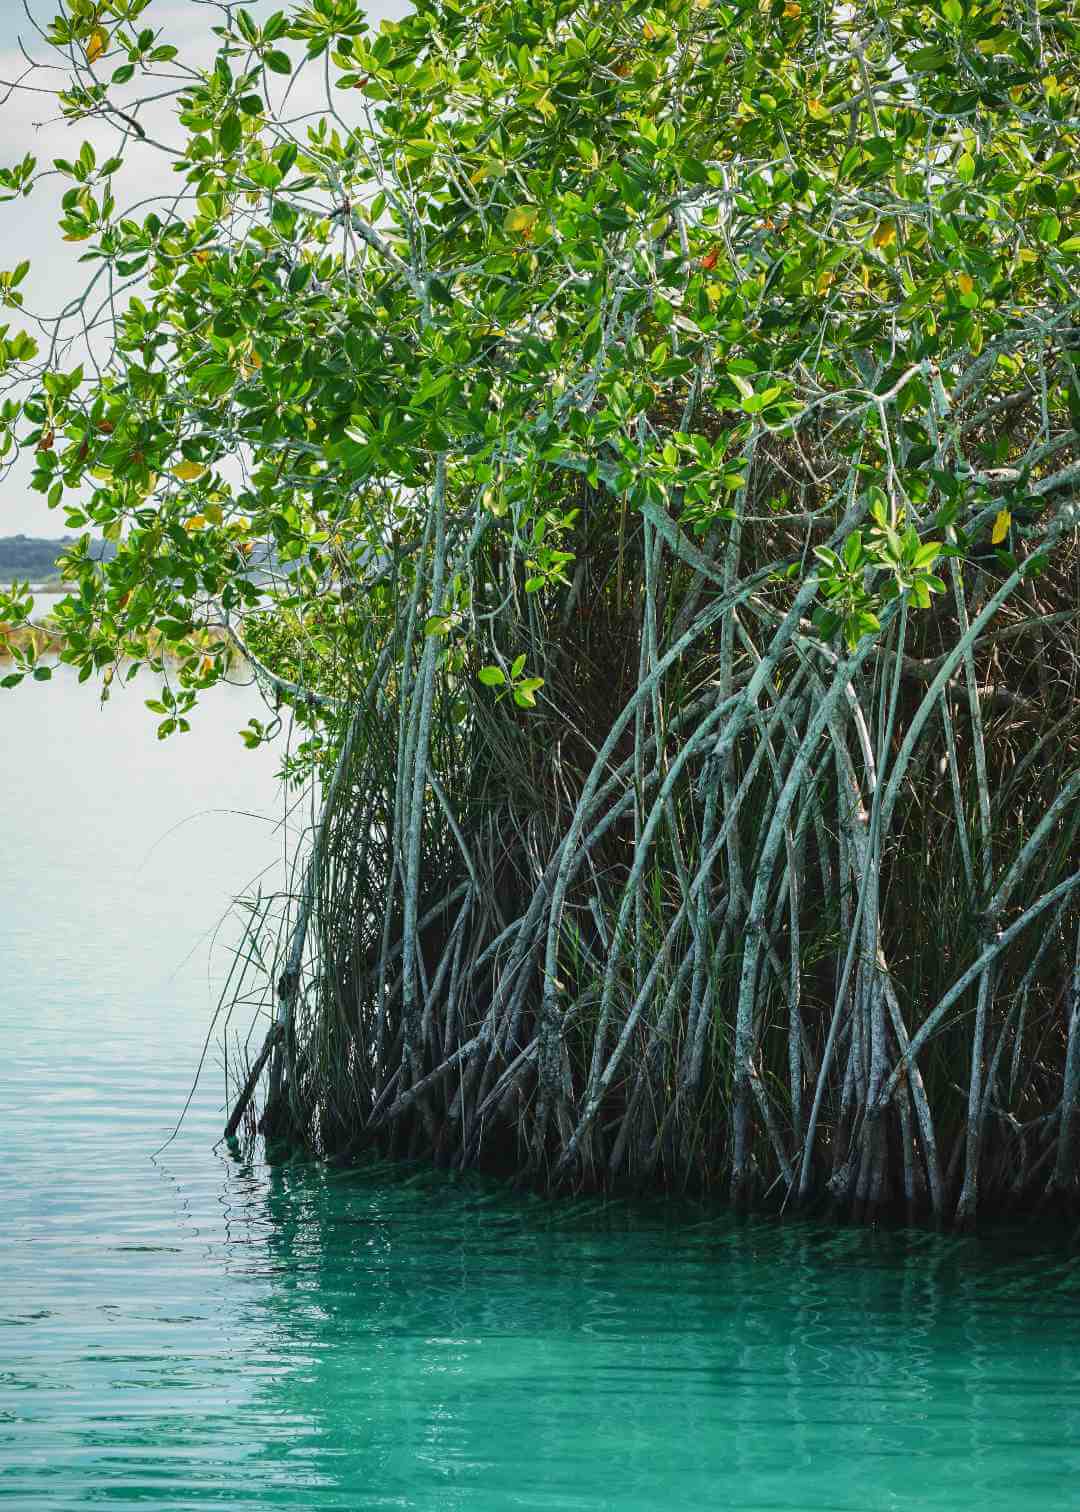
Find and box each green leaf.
[839,146,862,180]
[843,530,864,570]
[908,47,949,70]
[220,113,242,154]
[511,652,526,678]
[854,610,880,637]
[478,665,505,686]
[264,49,292,74]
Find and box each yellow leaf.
[535,92,556,121]
[872,220,897,248]
[783,2,802,15]
[991,509,1011,545]
[184,514,208,532]
[643,20,657,38]
[503,205,539,236]
[172,460,207,482]
[86,26,108,63]
[957,272,974,295]
[806,97,829,121]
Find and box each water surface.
[3,672,1080,1508]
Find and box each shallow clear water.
[3,672,1080,1509]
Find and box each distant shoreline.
[0,534,115,586]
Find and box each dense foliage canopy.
[2,0,1078,1223]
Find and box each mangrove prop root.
[221,479,1080,1225]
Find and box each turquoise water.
[4,673,1080,1509]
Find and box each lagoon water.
[3,670,1080,1509]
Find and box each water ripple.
[4,675,1080,1508]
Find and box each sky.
[0,0,409,534]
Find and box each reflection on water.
[3,673,1080,1509]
